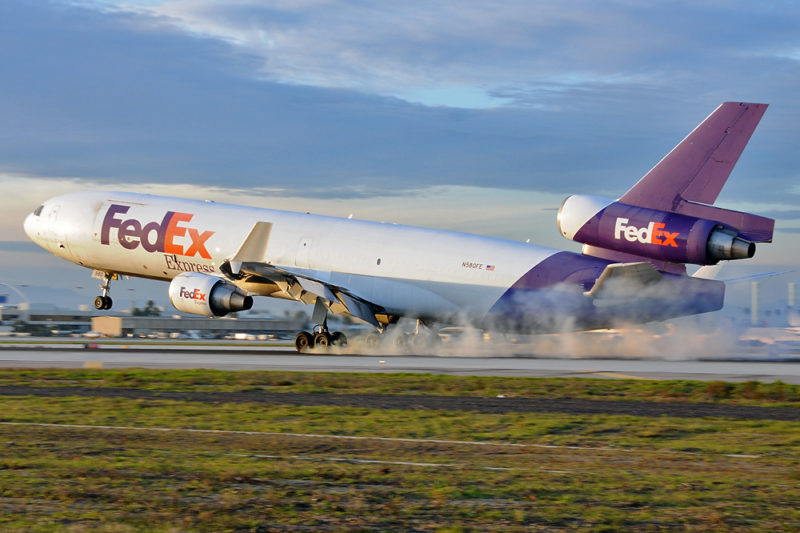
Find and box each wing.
[219,222,388,327]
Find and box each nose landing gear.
[93,271,115,310]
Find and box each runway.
[1,345,800,383]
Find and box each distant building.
[0,303,94,334]
[91,315,302,338]
[0,302,304,339]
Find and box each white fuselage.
[24,190,562,320]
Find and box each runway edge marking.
[0,421,764,459]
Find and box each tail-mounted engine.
[168,272,253,317]
[557,195,759,265]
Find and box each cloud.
[0,0,797,208]
[761,209,800,220]
[114,1,800,106]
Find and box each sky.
[0,0,798,310]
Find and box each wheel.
[394,334,408,351]
[408,334,425,353]
[364,333,380,350]
[409,332,439,353]
[331,331,347,347]
[313,332,331,349]
[94,296,112,310]
[294,331,313,352]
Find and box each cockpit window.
[33,205,44,216]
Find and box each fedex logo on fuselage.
[100,204,215,259]
[614,217,679,248]
[179,287,207,301]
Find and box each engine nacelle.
[557,195,755,265]
[168,272,253,317]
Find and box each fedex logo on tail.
[614,217,679,248]
[101,204,215,259]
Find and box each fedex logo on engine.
[179,287,207,301]
[100,204,215,259]
[614,217,679,248]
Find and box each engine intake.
[168,272,253,317]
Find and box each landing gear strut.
[94,272,114,310]
[294,299,347,352]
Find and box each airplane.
[24,102,774,352]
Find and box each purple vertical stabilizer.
[574,102,774,267]
[620,102,768,210]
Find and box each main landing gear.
[294,299,347,353]
[94,271,114,310]
[294,328,347,352]
[360,320,441,354]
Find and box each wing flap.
[295,275,338,303]
[224,259,385,327]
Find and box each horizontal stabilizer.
[587,262,665,301]
[692,263,724,280]
[673,202,773,242]
[717,270,792,284]
[582,245,687,275]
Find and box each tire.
[364,333,380,350]
[331,331,347,347]
[408,334,425,354]
[409,332,439,354]
[313,332,330,349]
[294,331,313,353]
[94,296,111,310]
[394,334,408,351]
[103,296,113,310]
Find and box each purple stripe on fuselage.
[484,251,608,333]
[502,251,610,292]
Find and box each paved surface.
[1,345,800,383]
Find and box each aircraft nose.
[23,212,36,241]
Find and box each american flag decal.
[486,264,495,271]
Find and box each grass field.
[1,369,799,531]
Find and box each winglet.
[227,222,273,275]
